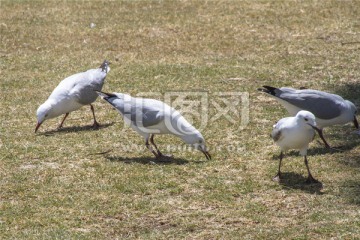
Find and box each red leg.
[146,137,159,158]
[150,134,173,158]
[304,155,319,184]
[150,134,163,157]
[58,113,69,129]
[90,104,100,128]
[318,129,331,148]
[273,151,283,182]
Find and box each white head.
[35,101,53,133]
[295,110,318,130]
[181,130,211,160]
[345,100,358,129]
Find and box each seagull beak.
[200,149,212,160]
[353,116,359,129]
[307,123,321,134]
[35,121,42,133]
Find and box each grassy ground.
[1,0,360,239]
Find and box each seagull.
[271,110,321,184]
[258,85,358,148]
[96,90,211,160]
[35,60,110,133]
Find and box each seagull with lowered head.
[96,90,211,160]
[35,60,110,133]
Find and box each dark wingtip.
[100,59,110,66]
[257,87,267,92]
[95,90,117,99]
[100,60,110,72]
[258,85,277,95]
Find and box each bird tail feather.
[257,85,278,95]
[95,90,117,99]
[100,60,110,73]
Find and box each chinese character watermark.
[116,91,250,135]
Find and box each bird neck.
[41,99,56,111]
[179,131,199,144]
[171,115,198,137]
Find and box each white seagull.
[271,110,321,183]
[96,91,211,160]
[35,60,110,133]
[259,85,358,148]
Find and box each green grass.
[1,0,360,239]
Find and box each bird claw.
[329,147,344,152]
[272,174,281,182]
[92,122,100,129]
[156,154,173,161]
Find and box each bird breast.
[276,127,315,151]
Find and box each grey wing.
[271,128,283,142]
[277,90,342,119]
[71,70,106,105]
[112,101,164,127]
[271,117,290,141]
[75,85,99,104]
[136,107,165,127]
[106,97,165,127]
[131,98,168,127]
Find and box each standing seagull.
[35,60,110,133]
[96,91,211,160]
[259,86,358,148]
[271,110,321,183]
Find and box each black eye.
[304,118,308,121]
[199,140,202,143]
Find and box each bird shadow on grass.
[271,140,358,160]
[278,172,324,194]
[339,180,360,205]
[270,150,330,161]
[333,83,360,104]
[337,154,360,168]
[105,155,192,165]
[333,84,360,205]
[39,122,115,136]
